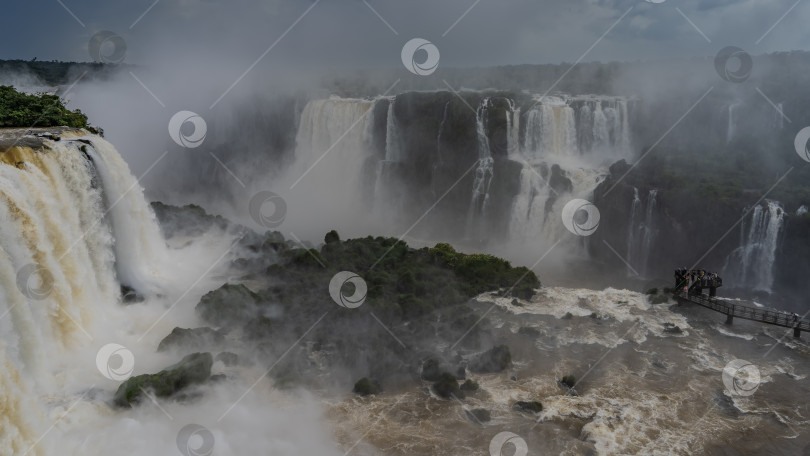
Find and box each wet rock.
[157,327,225,352]
[421,358,442,382]
[470,345,511,373]
[120,285,144,304]
[113,352,213,408]
[513,400,543,414]
[353,377,382,396]
[460,379,479,392]
[432,373,464,399]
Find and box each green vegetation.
[113,352,212,407]
[645,288,658,295]
[243,233,539,323]
[0,85,90,129]
[0,59,121,86]
[649,294,670,304]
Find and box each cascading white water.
[722,200,784,292]
[289,97,378,237]
[505,98,520,157]
[727,102,740,143]
[384,98,401,163]
[508,96,629,248]
[626,188,657,277]
[626,187,642,275]
[434,101,451,198]
[0,131,168,455]
[466,97,494,239]
[524,97,577,158]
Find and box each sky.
[1,0,808,69]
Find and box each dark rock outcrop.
[470,345,511,373]
[113,352,213,408]
[513,400,543,414]
[157,327,225,352]
[432,373,464,399]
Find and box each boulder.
[432,373,464,399]
[513,400,543,414]
[352,377,381,396]
[157,327,225,352]
[470,345,511,373]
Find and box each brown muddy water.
[325,287,810,455]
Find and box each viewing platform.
[673,268,806,337]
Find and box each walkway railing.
[673,291,809,332]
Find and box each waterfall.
[0,132,167,454]
[506,98,520,157]
[722,201,784,292]
[626,187,642,275]
[523,97,577,158]
[592,102,610,150]
[467,98,494,239]
[726,103,739,143]
[292,97,376,229]
[625,189,657,277]
[617,100,631,150]
[772,102,785,131]
[433,101,451,198]
[384,98,401,162]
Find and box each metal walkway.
[674,291,809,337]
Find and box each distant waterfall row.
[722,201,784,292]
[522,96,631,159]
[291,93,633,247]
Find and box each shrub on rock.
[113,352,213,407]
